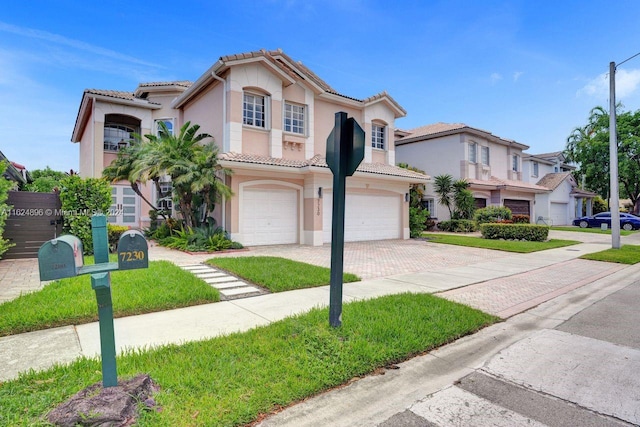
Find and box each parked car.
[572,212,640,231]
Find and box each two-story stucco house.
[523,152,595,225]
[395,123,549,221]
[71,49,427,246]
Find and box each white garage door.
[323,193,401,243]
[240,188,298,245]
[550,202,568,226]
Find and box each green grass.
[0,293,497,426]
[551,226,634,236]
[0,259,219,337]
[207,256,360,292]
[580,245,640,264]
[422,233,580,253]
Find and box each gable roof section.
[536,172,573,190]
[219,152,428,182]
[172,49,406,117]
[467,176,550,194]
[396,122,529,150]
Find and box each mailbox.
[38,235,84,281]
[117,230,148,270]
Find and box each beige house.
[395,123,549,221]
[71,49,426,246]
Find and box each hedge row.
[480,223,549,242]
[437,219,478,232]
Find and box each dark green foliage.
[24,167,68,192]
[107,224,129,251]
[154,219,242,252]
[58,175,112,254]
[480,223,549,241]
[409,207,429,237]
[0,162,14,257]
[474,206,513,224]
[437,219,478,232]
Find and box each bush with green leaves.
[25,167,68,193]
[58,176,112,254]
[474,206,513,224]
[437,219,478,232]
[0,162,14,258]
[480,223,549,241]
[107,224,129,252]
[156,219,242,252]
[512,214,530,224]
[409,207,429,238]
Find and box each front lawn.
[422,233,580,253]
[0,260,219,337]
[207,256,360,292]
[552,226,634,236]
[580,245,640,264]
[0,293,497,426]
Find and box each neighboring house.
[395,123,549,221]
[71,49,427,246]
[0,150,31,188]
[523,152,595,225]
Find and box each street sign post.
[326,111,364,327]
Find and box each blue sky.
[2,0,640,173]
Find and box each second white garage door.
[240,188,298,246]
[550,202,569,226]
[323,193,402,243]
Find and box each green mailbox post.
[37,215,149,387]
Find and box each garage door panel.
[323,193,401,243]
[550,202,568,226]
[241,188,298,246]
[504,199,530,216]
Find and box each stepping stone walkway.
[179,264,265,300]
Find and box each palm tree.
[134,121,232,228]
[433,174,454,217]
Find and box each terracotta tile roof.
[84,89,161,105]
[137,80,192,88]
[219,152,429,180]
[397,122,524,148]
[536,172,572,190]
[401,122,469,139]
[467,176,550,193]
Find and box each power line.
[616,51,640,68]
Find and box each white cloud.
[490,73,503,84]
[577,68,640,99]
[513,71,524,82]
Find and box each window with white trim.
[372,124,385,149]
[532,161,539,177]
[154,119,174,137]
[422,198,436,218]
[243,93,266,128]
[104,123,137,151]
[284,102,305,135]
[512,154,520,172]
[469,142,477,163]
[481,146,490,166]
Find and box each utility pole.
[609,61,621,249]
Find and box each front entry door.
[109,185,138,226]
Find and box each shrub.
[58,176,112,254]
[512,214,530,224]
[474,206,513,225]
[0,162,14,258]
[156,219,242,252]
[107,224,129,252]
[480,223,549,241]
[409,207,429,238]
[437,219,478,233]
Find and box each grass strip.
[422,233,580,253]
[207,256,360,292]
[580,245,640,264]
[0,260,219,337]
[0,293,497,426]
[551,226,634,236]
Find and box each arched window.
[104,114,140,151]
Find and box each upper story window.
[512,154,520,172]
[284,102,305,135]
[468,142,477,163]
[243,92,266,128]
[481,146,490,166]
[155,119,174,137]
[372,123,386,150]
[104,123,137,151]
[532,161,539,177]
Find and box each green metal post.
[90,215,117,387]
